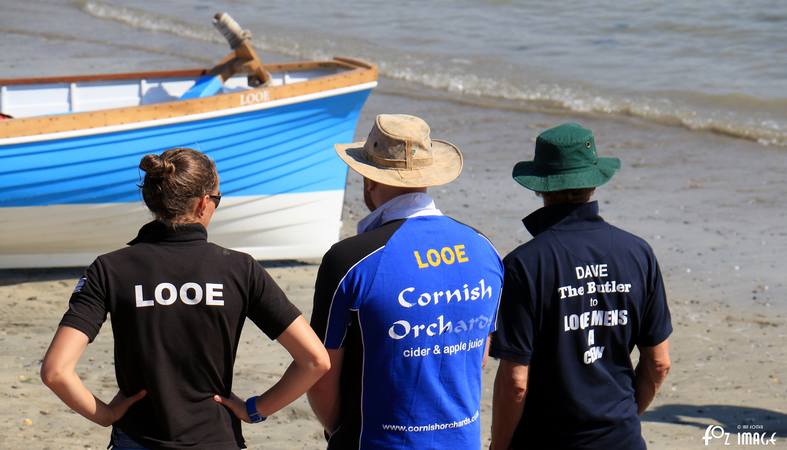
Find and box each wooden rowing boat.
[0,14,377,268]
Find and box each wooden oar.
[209,13,272,87]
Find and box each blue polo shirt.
[311,215,503,450]
[490,201,671,450]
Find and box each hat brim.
[512,157,621,192]
[334,139,463,188]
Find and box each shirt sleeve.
[636,252,672,347]
[487,253,505,334]
[490,256,537,365]
[246,259,301,340]
[59,259,108,343]
[310,248,357,349]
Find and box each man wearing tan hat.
[489,123,672,450]
[308,114,503,450]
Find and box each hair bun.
[138,148,217,223]
[140,154,176,178]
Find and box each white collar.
[357,192,443,234]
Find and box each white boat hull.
[0,58,377,268]
[0,191,344,268]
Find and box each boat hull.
[0,87,373,268]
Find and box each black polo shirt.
[59,221,301,450]
[490,201,671,450]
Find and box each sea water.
[3,0,782,146]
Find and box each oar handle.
[210,12,271,86]
[213,13,250,49]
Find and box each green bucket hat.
[512,123,620,192]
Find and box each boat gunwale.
[0,58,370,86]
[0,57,377,140]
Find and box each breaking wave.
[79,0,787,147]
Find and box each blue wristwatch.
[245,396,267,423]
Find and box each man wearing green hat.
[489,123,672,449]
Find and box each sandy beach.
[2,1,787,448]
[2,87,786,449]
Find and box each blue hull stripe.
[0,90,370,207]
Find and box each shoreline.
[3,2,786,151]
[2,89,785,450]
[1,88,785,450]
[1,4,786,448]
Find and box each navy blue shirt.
[311,215,503,450]
[490,202,671,450]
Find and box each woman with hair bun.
[41,148,330,449]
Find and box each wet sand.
[2,86,786,449]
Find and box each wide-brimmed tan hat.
[334,114,463,188]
